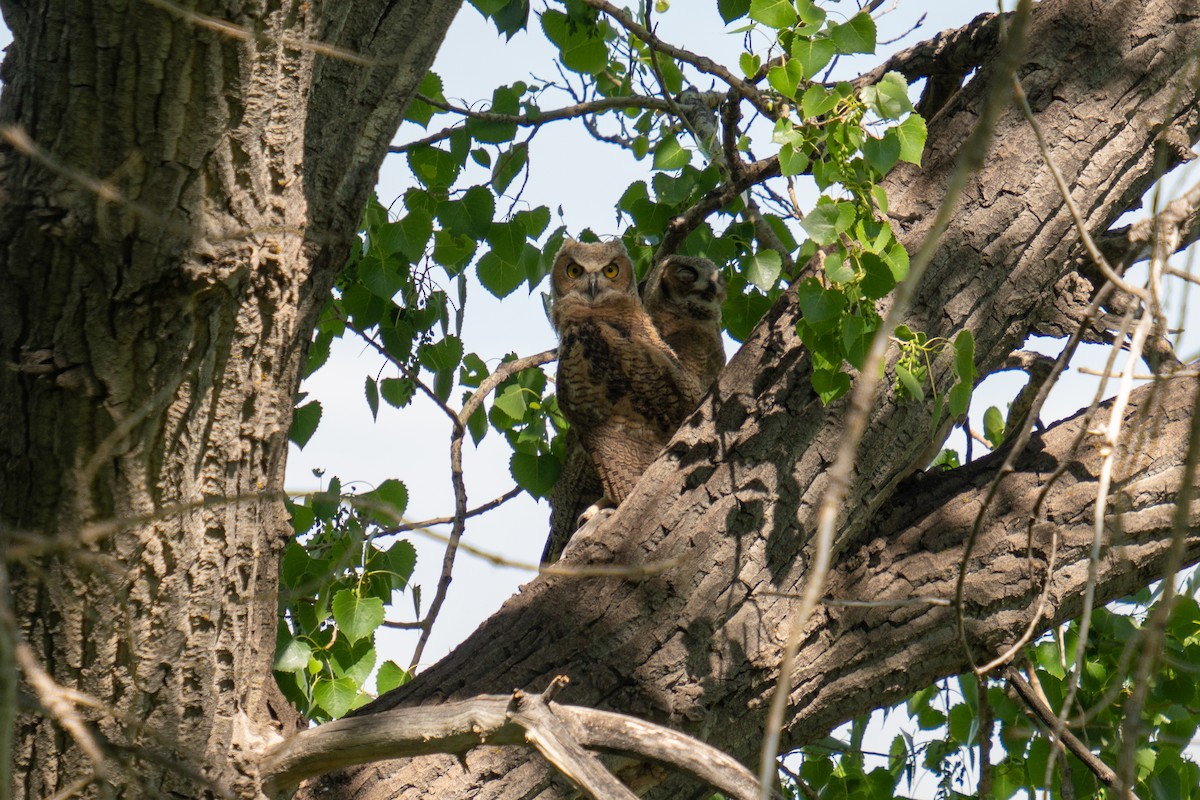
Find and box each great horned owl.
[642,255,728,390]
[544,239,701,560]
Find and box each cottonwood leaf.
[331,589,384,644]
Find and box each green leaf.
[380,377,416,408]
[377,540,417,591]
[331,589,385,644]
[895,114,927,165]
[860,252,896,299]
[812,367,851,404]
[931,448,960,470]
[290,400,322,448]
[274,630,311,674]
[739,52,762,79]
[983,405,1005,448]
[439,186,495,239]
[467,85,520,143]
[796,278,847,335]
[895,362,924,401]
[948,382,972,418]
[377,660,412,693]
[840,314,870,369]
[541,10,609,74]
[862,130,901,176]
[953,330,976,384]
[653,135,691,170]
[510,451,561,498]
[822,250,854,284]
[493,384,530,419]
[801,201,853,245]
[791,36,835,80]
[743,250,783,291]
[795,0,826,27]
[477,251,525,298]
[358,252,408,300]
[491,0,530,39]
[403,72,445,128]
[867,71,914,119]
[1034,640,1066,680]
[749,0,797,29]
[364,377,380,421]
[829,12,876,54]
[460,353,489,387]
[947,703,974,744]
[467,403,488,445]
[800,84,837,119]
[767,59,805,99]
[883,241,910,282]
[487,219,527,263]
[312,676,359,720]
[723,286,772,342]
[360,478,408,525]
[516,207,551,241]
[419,335,463,374]
[779,143,809,176]
[330,636,376,685]
[407,146,461,190]
[394,210,433,263]
[287,501,315,536]
[718,0,750,22]
[432,230,476,276]
[492,143,529,195]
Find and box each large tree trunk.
[0,1,460,795]
[301,0,1200,797]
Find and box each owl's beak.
[583,273,601,300]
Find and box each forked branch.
[259,679,764,800]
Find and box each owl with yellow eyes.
[547,239,701,530]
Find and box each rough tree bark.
[0,0,461,795]
[298,0,1200,797]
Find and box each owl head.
[642,255,727,322]
[549,239,638,327]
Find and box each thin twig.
[384,487,523,535]
[1005,667,1128,794]
[390,94,684,153]
[583,0,774,118]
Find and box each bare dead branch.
[259,689,764,800]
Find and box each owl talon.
[576,498,615,531]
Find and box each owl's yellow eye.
[565,261,583,279]
[602,262,620,279]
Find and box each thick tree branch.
[260,688,763,799]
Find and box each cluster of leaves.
[893,324,975,435]
[988,595,1200,799]
[716,0,921,403]
[274,478,417,722]
[772,588,1200,800]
